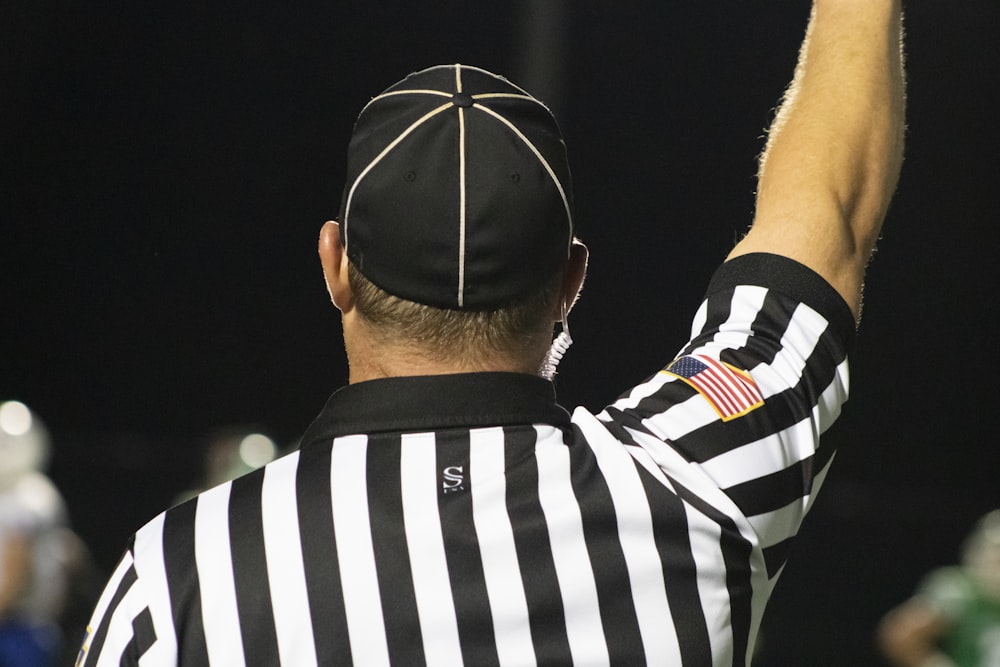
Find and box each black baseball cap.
[338,64,574,310]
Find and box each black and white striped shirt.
[79,253,855,666]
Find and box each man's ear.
[318,221,353,312]
[560,238,589,318]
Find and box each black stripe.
[668,383,820,463]
[635,270,852,466]
[82,557,137,667]
[366,433,425,666]
[162,499,208,666]
[716,519,754,667]
[762,538,793,579]
[671,479,754,667]
[707,253,856,350]
[120,607,156,665]
[814,420,839,471]
[687,255,854,475]
[228,467,280,664]
[649,318,846,465]
[503,426,572,664]
[635,466,713,666]
[567,427,645,664]
[724,454,819,518]
[717,288,796,368]
[598,406,656,445]
[436,430,500,667]
[296,440,353,664]
[678,284,738,359]
[728,434,839,578]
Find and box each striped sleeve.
[77,513,177,667]
[76,551,139,666]
[600,254,855,578]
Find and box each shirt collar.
[299,372,571,445]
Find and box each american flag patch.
[663,354,764,421]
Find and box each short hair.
[348,262,563,368]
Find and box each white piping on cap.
[472,101,574,250]
[456,65,468,307]
[345,64,572,307]
[342,100,453,251]
[354,88,450,118]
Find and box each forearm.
[734,0,906,314]
[762,0,905,225]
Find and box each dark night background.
[2,2,998,664]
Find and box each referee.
[79,1,906,665]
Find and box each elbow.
[838,124,905,262]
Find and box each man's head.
[319,64,587,380]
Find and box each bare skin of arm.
[729,0,906,319]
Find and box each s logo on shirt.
[442,466,465,494]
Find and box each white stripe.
[639,283,791,441]
[331,435,390,666]
[400,432,464,665]
[764,302,829,394]
[574,419,681,665]
[700,420,819,490]
[469,427,536,666]
[130,513,177,665]
[689,297,710,341]
[642,386,723,441]
[746,498,808,550]
[682,505,735,667]
[605,371,669,413]
[94,582,147,667]
[620,443,746,667]
[262,452,318,667]
[733,453,836,595]
[698,285,767,354]
[534,427,609,665]
[624,434,749,667]
[81,555,135,666]
[195,482,246,667]
[80,551,133,656]
[818,358,850,433]
[619,421,757,540]
[606,369,721,443]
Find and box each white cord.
[539,302,573,380]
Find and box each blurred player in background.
[0,401,72,667]
[879,510,1000,667]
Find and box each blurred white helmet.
[0,401,51,489]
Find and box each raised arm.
[728,0,906,318]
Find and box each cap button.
[452,92,474,108]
